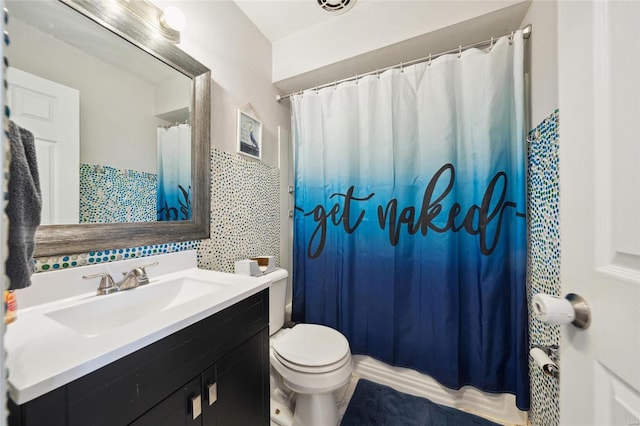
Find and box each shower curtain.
[157,123,191,221]
[291,32,528,409]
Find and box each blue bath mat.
[340,379,502,426]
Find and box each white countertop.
[6,252,271,405]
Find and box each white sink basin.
[44,277,227,337]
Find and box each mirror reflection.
[7,0,193,225]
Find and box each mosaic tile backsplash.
[35,149,281,273]
[34,241,200,272]
[79,163,157,223]
[526,110,560,426]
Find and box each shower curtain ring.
[400,62,404,73]
[315,86,319,94]
[509,31,514,45]
[376,68,380,79]
[355,74,359,84]
[490,36,494,50]
[428,54,432,67]
[457,45,462,59]
[334,81,337,90]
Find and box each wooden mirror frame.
[34,0,211,257]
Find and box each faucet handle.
[83,272,118,296]
[137,262,159,285]
[121,262,159,277]
[138,262,159,277]
[120,262,159,286]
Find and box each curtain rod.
[276,24,532,102]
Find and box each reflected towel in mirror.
[6,120,42,289]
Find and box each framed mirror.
[7,0,211,257]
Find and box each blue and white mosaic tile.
[79,163,157,223]
[526,109,560,426]
[34,241,200,272]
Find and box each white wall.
[273,0,526,83]
[520,0,558,127]
[9,17,175,173]
[154,0,291,169]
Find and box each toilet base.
[293,392,338,426]
[271,397,294,426]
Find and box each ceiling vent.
[317,0,357,15]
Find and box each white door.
[7,67,80,225]
[558,1,640,425]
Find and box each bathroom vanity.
[6,252,271,426]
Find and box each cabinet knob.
[191,394,202,420]
[207,383,217,406]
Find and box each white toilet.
[266,269,353,426]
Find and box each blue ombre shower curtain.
[292,32,529,409]
[157,123,192,221]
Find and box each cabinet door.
[8,387,66,426]
[202,330,269,426]
[129,376,203,426]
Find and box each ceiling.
[233,0,371,42]
[233,0,532,95]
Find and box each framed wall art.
[237,109,262,160]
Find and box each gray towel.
[6,120,41,289]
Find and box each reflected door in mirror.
[7,67,79,225]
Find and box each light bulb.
[160,6,186,32]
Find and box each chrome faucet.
[83,262,159,296]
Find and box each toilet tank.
[263,268,289,336]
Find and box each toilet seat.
[273,350,351,374]
[272,324,350,373]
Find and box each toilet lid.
[272,324,350,368]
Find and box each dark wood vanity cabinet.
[8,290,270,426]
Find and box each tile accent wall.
[526,110,560,426]
[34,149,281,274]
[79,163,157,223]
[197,149,280,272]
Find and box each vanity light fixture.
[79,0,183,43]
[160,6,186,32]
